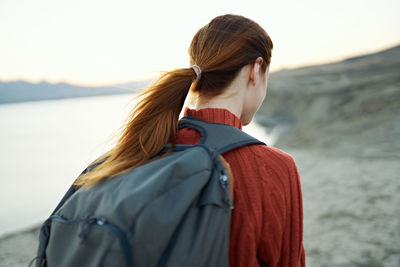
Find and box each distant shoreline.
[0,91,135,106]
[0,80,149,105]
[0,223,40,240]
[0,91,134,106]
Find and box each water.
[0,94,272,236]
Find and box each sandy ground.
[289,147,400,267]
[1,145,399,267]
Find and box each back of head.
[189,14,273,96]
[75,14,273,187]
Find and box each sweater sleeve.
[257,151,305,266]
[287,158,306,266]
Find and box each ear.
[248,57,264,86]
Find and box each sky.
[0,0,399,86]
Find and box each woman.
[76,14,305,266]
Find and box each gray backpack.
[34,116,265,267]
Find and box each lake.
[0,94,273,236]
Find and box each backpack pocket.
[45,215,132,267]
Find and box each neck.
[185,74,247,121]
[186,89,244,120]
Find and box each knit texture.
[176,107,306,267]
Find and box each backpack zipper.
[219,171,234,209]
[50,215,133,267]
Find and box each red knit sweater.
[176,107,305,267]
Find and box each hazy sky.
[1,0,399,86]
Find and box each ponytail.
[75,14,273,187]
[74,68,196,187]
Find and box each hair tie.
[190,65,202,81]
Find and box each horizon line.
[1,41,399,88]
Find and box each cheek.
[241,93,259,125]
[262,79,268,100]
[239,95,251,125]
[255,84,267,111]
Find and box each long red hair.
[74,14,273,186]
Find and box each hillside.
[256,44,400,157]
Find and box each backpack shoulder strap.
[178,116,266,154]
[53,117,264,214]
